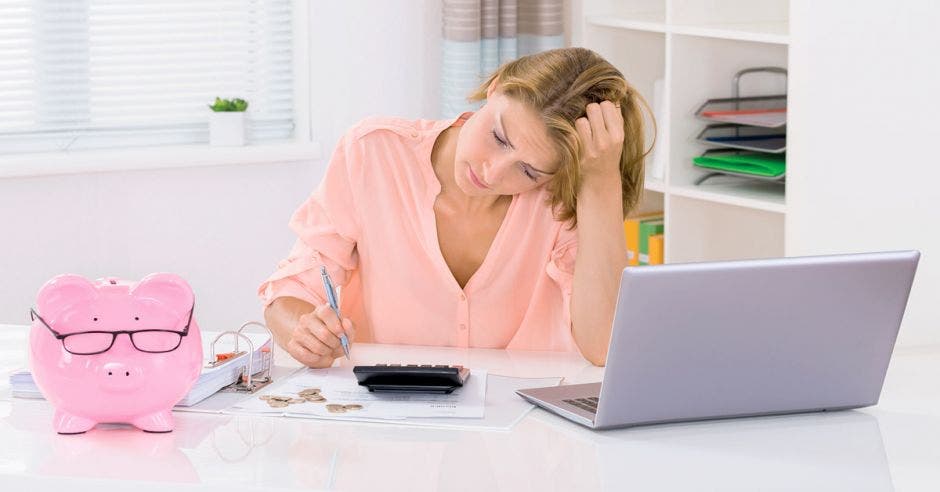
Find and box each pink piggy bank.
[29,273,202,434]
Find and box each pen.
[320,266,350,359]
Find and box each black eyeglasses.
[29,303,195,356]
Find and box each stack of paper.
[231,367,488,419]
[8,371,39,399]
[8,330,272,407]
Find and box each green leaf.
[209,97,229,112]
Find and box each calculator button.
[390,364,401,367]
[434,365,448,368]
[420,365,432,368]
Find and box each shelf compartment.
[669,179,785,214]
[669,22,789,45]
[669,34,788,196]
[669,0,788,44]
[585,17,789,44]
[666,194,785,263]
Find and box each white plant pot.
[209,111,246,146]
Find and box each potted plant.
[208,97,249,146]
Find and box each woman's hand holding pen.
[285,304,355,369]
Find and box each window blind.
[0,0,294,154]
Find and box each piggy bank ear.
[37,274,99,319]
[130,273,195,314]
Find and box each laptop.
[517,250,920,430]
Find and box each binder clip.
[207,321,274,393]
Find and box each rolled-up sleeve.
[544,223,578,331]
[258,132,360,308]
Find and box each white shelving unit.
[570,0,940,348]
[572,0,789,264]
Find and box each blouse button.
[459,293,466,301]
[410,130,418,138]
[459,324,467,330]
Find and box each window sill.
[0,141,322,179]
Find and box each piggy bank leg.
[53,409,97,435]
[132,409,174,433]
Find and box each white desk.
[2,323,940,491]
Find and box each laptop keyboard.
[563,397,599,414]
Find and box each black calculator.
[352,364,470,394]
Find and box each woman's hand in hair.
[570,99,629,366]
[574,100,624,182]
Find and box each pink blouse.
[257,112,579,351]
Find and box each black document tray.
[697,123,786,153]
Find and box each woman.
[258,47,652,367]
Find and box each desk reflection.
[280,419,602,491]
[530,409,893,492]
[2,399,214,483]
[211,416,276,463]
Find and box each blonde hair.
[468,47,655,227]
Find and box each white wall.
[309,2,442,149]
[0,2,442,332]
[787,0,940,346]
[0,161,322,330]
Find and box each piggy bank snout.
[98,361,146,392]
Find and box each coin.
[342,404,363,411]
[268,395,292,402]
[325,404,346,413]
[304,395,326,403]
[288,398,306,404]
[298,388,321,396]
[259,395,273,401]
[267,400,289,408]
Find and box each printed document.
[230,367,487,419]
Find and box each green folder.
[693,152,786,178]
[638,219,664,266]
